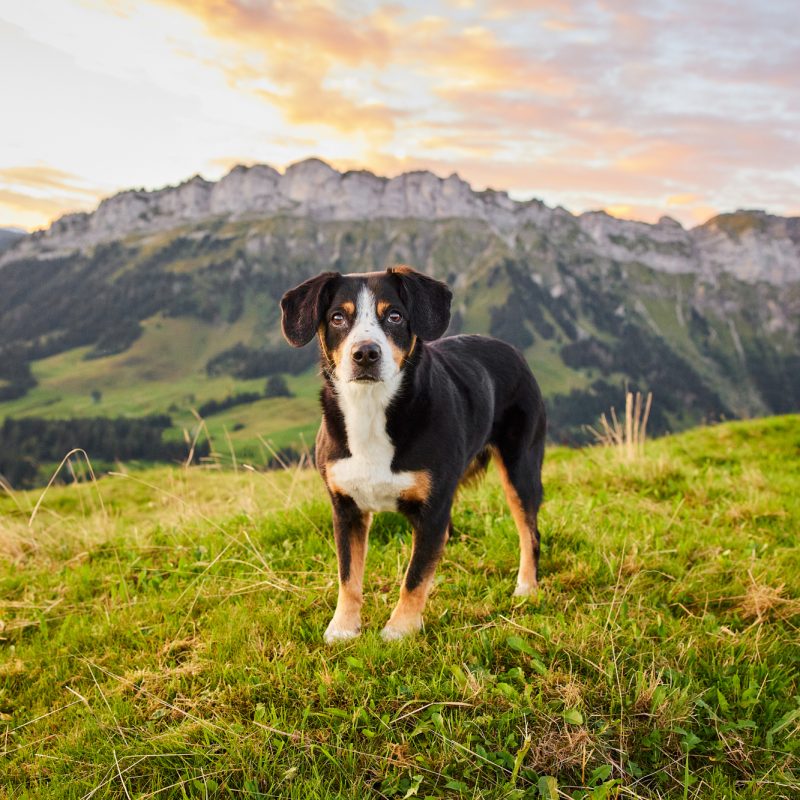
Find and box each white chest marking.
[328,378,415,512]
[327,285,416,512]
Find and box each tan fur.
[326,470,347,497]
[398,470,432,504]
[325,512,372,641]
[382,527,444,639]
[341,301,355,315]
[492,447,538,593]
[388,338,406,369]
[377,300,391,316]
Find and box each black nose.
[352,341,381,365]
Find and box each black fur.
[388,266,453,341]
[280,271,340,347]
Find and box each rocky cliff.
[4,159,799,287]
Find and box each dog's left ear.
[388,265,452,341]
[281,271,340,347]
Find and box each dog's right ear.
[280,272,340,347]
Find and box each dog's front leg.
[382,505,450,641]
[325,495,372,644]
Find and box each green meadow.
[1,416,798,798]
[0,314,323,464]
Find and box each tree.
[264,374,293,398]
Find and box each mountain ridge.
[4,159,799,286]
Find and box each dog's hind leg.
[492,418,545,596]
[325,495,372,643]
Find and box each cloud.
[0,165,101,197]
[406,21,574,95]
[153,0,574,138]
[152,0,402,138]
[4,0,800,229]
[0,164,105,230]
[0,189,74,216]
[668,193,701,206]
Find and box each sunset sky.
[2,0,798,231]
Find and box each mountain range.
[1,159,798,481]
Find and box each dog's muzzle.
[351,340,381,381]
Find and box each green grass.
[1,416,798,798]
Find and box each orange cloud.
[0,189,73,216]
[0,165,101,197]
[0,165,105,230]
[256,84,399,136]
[153,0,573,141]
[418,133,501,157]
[153,0,401,138]
[615,142,700,174]
[408,20,573,94]
[4,0,797,231]
[667,193,700,206]
[159,0,395,65]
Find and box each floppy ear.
[388,265,452,341]
[280,271,340,347]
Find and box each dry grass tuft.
[541,670,585,708]
[632,672,666,716]
[739,572,799,622]
[586,390,653,460]
[528,723,594,773]
[159,636,201,663]
[0,657,26,678]
[556,679,584,708]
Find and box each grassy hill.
[1,416,799,798]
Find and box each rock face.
[5,159,549,259]
[691,211,800,286]
[7,158,796,286]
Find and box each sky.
[1,0,799,231]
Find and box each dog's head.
[280,266,452,384]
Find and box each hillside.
[2,416,798,798]
[0,227,25,254]
[1,161,799,484]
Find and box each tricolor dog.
[280,266,546,642]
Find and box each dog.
[280,266,546,642]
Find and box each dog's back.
[387,334,545,491]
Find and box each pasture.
[1,416,798,798]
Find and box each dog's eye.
[387,310,403,324]
[330,312,346,327]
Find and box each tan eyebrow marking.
[340,301,355,315]
[377,300,391,316]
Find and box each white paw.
[324,621,360,644]
[513,582,538,597]
[381,617,422,641]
